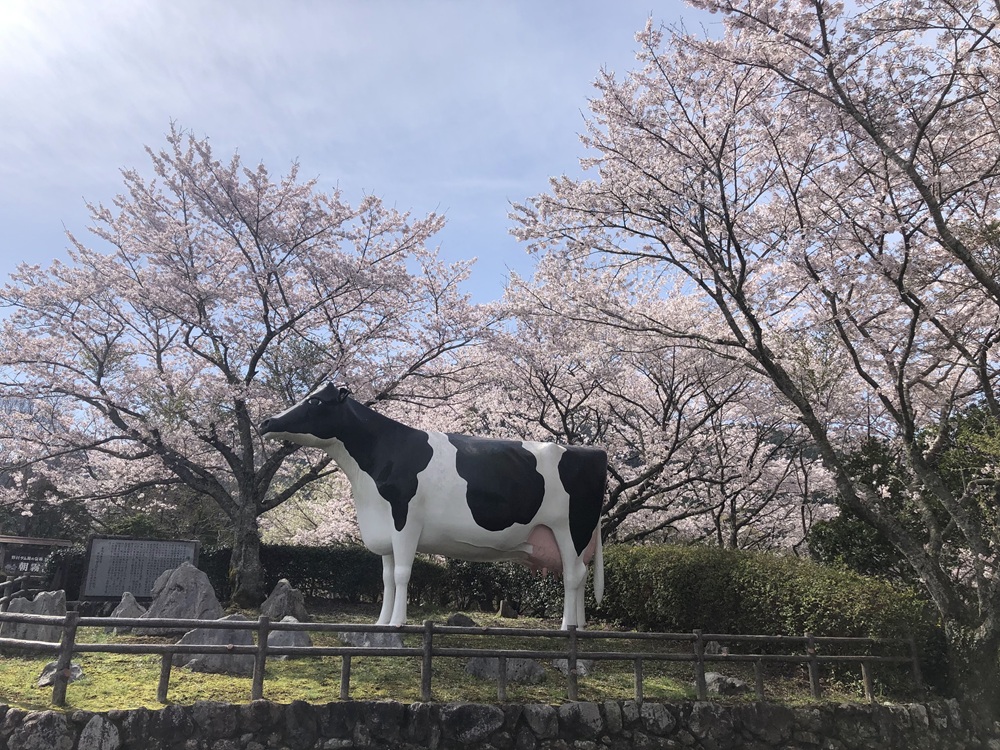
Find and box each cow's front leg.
[376,554,395,625]
[388,525,422,626]
[552,528,588,630]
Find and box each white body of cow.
[261,386,605,629]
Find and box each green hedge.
[47,539,941,648]
[596,543,935,638]
[596,543,947,688]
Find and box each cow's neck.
[321,399,418,480]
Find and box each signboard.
[0,536,72,577]
[82,536,200,600]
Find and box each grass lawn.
[0,601,919,712]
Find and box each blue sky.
[0,0,700,302]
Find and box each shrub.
[597,543,933,638]
[595,543,945,689]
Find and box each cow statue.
[259,383,607,629]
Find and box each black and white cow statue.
[260,384,607,629]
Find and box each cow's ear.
[336,386,351,403]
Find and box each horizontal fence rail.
[0,611,921,707]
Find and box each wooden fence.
[0,611,921,708]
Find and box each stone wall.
[1,698,997,750]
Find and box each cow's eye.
[307,397,321,406]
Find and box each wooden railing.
[0,611,921,707]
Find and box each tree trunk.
[228,501,265,607]
[944,622,1000,716]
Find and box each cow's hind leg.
[376,554,396,625]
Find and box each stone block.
[558,701,603,740]
[522,703,559,738]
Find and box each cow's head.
[259,383,352,448]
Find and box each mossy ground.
[0,602,916,712]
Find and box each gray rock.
[446,612,478,627]
[338,630,405,649]
[37,661,84,687]
[77,714,120,750]
[266,615,312,657]
[552,658,596,677]
[640,702,677,735]
[0,590,67,644]
[522,704,559,738]
[497,599,518,618]
[440,703,505,744]
[558,702,604,739]
[688,701,736,749]
[172,614,255,675]
[260,579,308,622]
[105,592,147,634]
[704,671,750,696]
[603,701,623,734]
[135,561,223,635]
[8,710,73,750]
[465,656,546,684]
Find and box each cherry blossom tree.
[513,1,1000,705]
[495,259,833,548]
[0,126,484,605]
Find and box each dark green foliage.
[200,545,447,606]
[597,543,933,637]
[808,440,919,582]
[597,543,946,690]
[44,544,88,601]
[442,559,566,617]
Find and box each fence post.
[633,658,644,705]
[157,652,173,703]
[51,611,80,707]
[252,615,270,701]
[754,659,765,701]
[340,655,352,700]
[861,660,874,702]
[805,632,821,699]
[567,625,579,701]
[693,630,707,701]
[497,655,508,702]
[421,620,434,702]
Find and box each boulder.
[104,592,147,634]
[704,671,751,696]
[37,661,84,687]
[77,715,120,750]
[552,658,597,677]
[171,614,255,675]
[338,631,405,649]
[260,579,308,622]
[135,561,223,635]
[0,590,67,645]
[7,710,73,750]
[446,613,478,627]
[497,599,518,618]
[465,656,546,684]
[266,615,313,657]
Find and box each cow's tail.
[593,528,604,604]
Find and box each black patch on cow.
[335,401,434,532]
[448,434,545,531]
[558,446,607,555]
